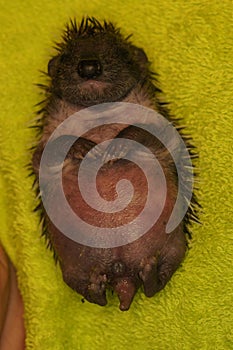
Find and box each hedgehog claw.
[102,142,129,164]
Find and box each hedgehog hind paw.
[139,256,158,297]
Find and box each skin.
[32,17,192,311]
[0,245,25,349]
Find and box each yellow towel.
[0,0,232,349]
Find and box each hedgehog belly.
[44,157,186,311]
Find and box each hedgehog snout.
[77,58,102,79]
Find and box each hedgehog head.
[47,17,150,106]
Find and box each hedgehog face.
[47,18,149,107]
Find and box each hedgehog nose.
[78,59,102,79]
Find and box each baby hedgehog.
[31,17,199,311]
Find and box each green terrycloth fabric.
[0,0,232,349]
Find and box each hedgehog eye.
[48,54,72,76]
[59,53,71,64]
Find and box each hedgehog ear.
[132,47,148,65]
[48,56,60,77]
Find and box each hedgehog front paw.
[102,141,130,164]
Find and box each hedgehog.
[31,17,199,311]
